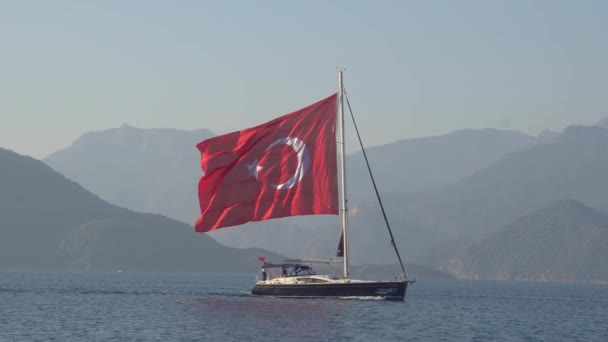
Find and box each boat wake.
[339,296,385,301]
[201,291,253,298]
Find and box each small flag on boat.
[258,256,266,262]
[194,94,340,232]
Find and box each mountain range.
[1,146,446,278]
[44,124,214,222]
[347,128,535,199]
[34,118,608,282]
[44,125,536,262]
[445,199,608,283]
[0,147,282,272]
[401,124,608,244]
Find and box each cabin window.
[297,278,329,284]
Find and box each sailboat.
[194,71,412,301]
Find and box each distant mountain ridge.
[39,122,608,282]
[43,125,536,262]
[403,124,608,244]
[596,117,608,128]
[347,128,536,199]
[2,147,445,279]
[444,199,608,283]
[45,124,214,222]
[0,147,282,272]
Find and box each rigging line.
[343,90,407,278]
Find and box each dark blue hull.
[251,281,408,301]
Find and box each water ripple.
[0,272,607,341]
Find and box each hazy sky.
[1,0,607,158]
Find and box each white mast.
[337,70,349,279]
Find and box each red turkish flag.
[194,94,339,232]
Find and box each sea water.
[0,271,607,342]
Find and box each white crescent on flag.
[247,137,310,189]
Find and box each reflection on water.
[184,295,343,341]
